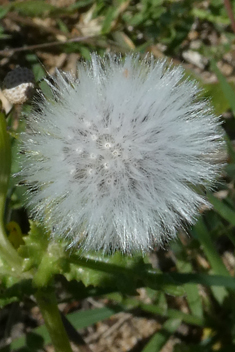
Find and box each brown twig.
[7,12,72,38]
[224,0,235,34]
[0,35,95,55]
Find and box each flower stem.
[0,112,22,272]
[224,0,235,34]
[35,288,73,352]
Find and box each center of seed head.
[105,142,111,149]
[96,133,115,149]
[65,126,125,188]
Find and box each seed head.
[18,54,224,253]
[2,67,35,105]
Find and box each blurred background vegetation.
[1,0,235,351]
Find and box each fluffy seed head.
[2,67,35,104]
[18,54,224,253]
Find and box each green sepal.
[18,221,49,267]
[18,221,65,287]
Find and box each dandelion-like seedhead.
[19,54,224,253]
[2,67,35,105]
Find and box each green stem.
[35,288,73,352]
[0,112,22,272]
[0,222,22,270]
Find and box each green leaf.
[143,272,186,297]
[60,277,120,301]
[0,279,34,308]
[25,54,53,98]
[140,303,204,327]
[56,19,69,34]
[192,219,229,277]
[192,218,230,303]
[172,242,203,319]
[12,0,56,17]
[225,133,235,163]
[0,6,10,19]
[68,253,185,296]
[166,273,235,290]
[66,252,146,294]
[203,82,233,115]
[192,8,229,25]
[25,332,45,351]
[184,282,203,318]
[68,253,235,295]
[210,59,235,115]
[141,318,181,352]
[207,192,235,227]
[101,6,118,34]
[107,292,204,327]
[68,0,93,10]
[2,306,122,351]
[174,343,213,352]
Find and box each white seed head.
[18,54,225,254]
[2,66,35,104]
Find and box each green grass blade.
[192,219,229,276]
[140,303,204,327]
[172,241,203,319]
[225,133,235,163]
[184,282,203,318]
[210,59,235,115]
[165,273,235,289]
[1,306,121,351]
[141,318,181,352]
[192,218,230,303]
[207,192,235,227]
[70,255,235,290]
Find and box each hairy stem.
[35,288,74,352]
[0,112,22,271]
